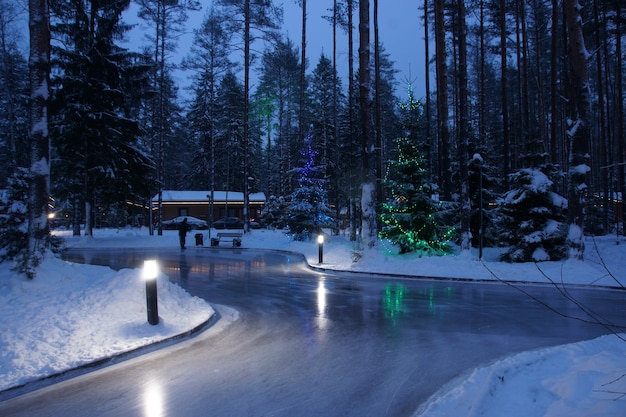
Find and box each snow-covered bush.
[496,167,568,262]
[259,195,288,229]
[0,169,61,278]
[0,168,30,264]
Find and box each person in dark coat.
[178,218,190,249]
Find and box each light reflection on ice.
[317,279,327,317]
[315,278,330,331]
[143,380,164,417]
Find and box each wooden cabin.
[151,190,266,223]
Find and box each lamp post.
[473,153,484,259]
[317,234,324,264]
[143,260,159,325]
[207,193,213,240]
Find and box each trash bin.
[195,233,203,246]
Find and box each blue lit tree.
[379,137,454,254]
[287,129,333,241]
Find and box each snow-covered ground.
[1,227,625,416]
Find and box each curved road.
[1,248,625,417]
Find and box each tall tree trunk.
[532,0,548,149]
[593,0,609,233]
[359,0,376,248]
[347,0,354,142]
[564,0,591,259]
[243,0,251,233]
[479,0,486,150]
[550,0,558,162]
[27,0,50,277]
[457,0,471,251]
[424,0,432,178]
[519,0,530,146]
[374,0,383,204]
[514,0,523,167]
[434,0,450,199]
[299,0,306,141]
[0,14,18,173]
[333,0,340,225]
[157,4,166,236]
[500,0,510,189]
[600,2,614,235]
[347,0,357,241]
[615,4,625,235]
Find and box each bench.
[210,232,242,247]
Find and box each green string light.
[379,137,456,255]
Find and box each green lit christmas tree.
[379,137,455,254]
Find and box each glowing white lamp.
[143,260,159,325]
[317,234,324,264]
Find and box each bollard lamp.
[143,260,160,325]
[317,234,324,264]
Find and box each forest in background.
[0,0,625,273]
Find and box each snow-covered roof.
[153,190,266,203]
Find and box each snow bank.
[0,254,213,391]
[415,334,626,417]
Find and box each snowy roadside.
[1,227,625,416]
[60,227,626,287]
[0,253,214,393]
[414,333,626,417]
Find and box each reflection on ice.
[383,283,406,325]
[317,279,327,317]
[315,278,330,331]
[143,380,164,417]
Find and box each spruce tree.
[309,53,345,221]
[0,0,30,186]
[184,6,235,190]
[496,139,568,262]
[50,0,153,235]
[0,168,29,264]
[379,137,454,255]
[259,195,287,229]
[287,129,332,241]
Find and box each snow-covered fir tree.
[50,0,153,236]
[496,146,568,262]
[287,129,332,241]
[0,169,60,277]
[379,137,454,255]
[0,169,29,264]
[259,195,287,229]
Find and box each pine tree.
[0,0,30,186]
[184,6,235,190]
[259,195,287,229]
[379,138,454,255]
[397,83,425,148]
[50,0,153,235]
[256,37,303,197]
[309,53,345,223]
[214,70,246,192]
[27,0,51,277]
[497,161,568,262]
[0,168,29,264]
[287,129,332,241]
